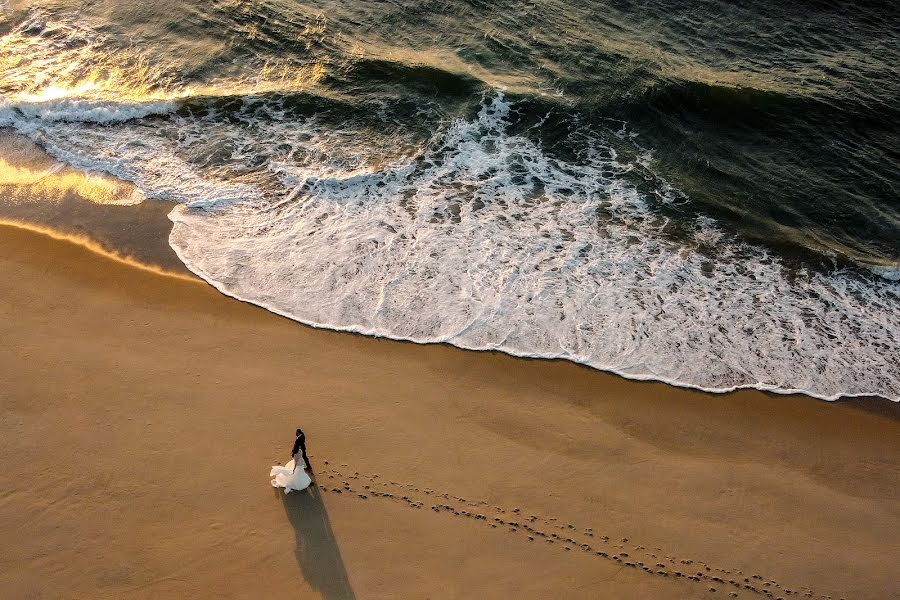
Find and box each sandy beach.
[1,219,897,599]
[2,0,899,596]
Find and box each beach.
[1,220,897,599]
[3,1,899,598]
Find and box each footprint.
[314,459,823,600]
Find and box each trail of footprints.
[310,460,844,600]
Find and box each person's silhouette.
[292,427,312,473]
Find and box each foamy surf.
[159,95,897,402]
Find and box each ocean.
[1,0,897,401]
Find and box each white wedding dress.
[270,458,312,494]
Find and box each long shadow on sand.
[277,484,357,600]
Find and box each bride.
[270,458,312,494]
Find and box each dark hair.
[296,428,302,436]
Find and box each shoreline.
[13,208,898,409]
[171,213,900,404]
[176,230,899,403]
[2,222,898,599]
[3,128,896,404]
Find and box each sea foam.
[163,95,897,401]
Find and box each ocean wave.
[618,78,900,126]
[324,57,483,98]
[0,98,179,125]
[866,264,900,282]
[602,76,900,269]
[151,94,896,402]
[3,8,897,401]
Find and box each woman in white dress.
[271,458,312,494]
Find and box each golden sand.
[1,223,897,599]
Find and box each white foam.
[868,264,900,282]
[165,95,898,402]
[0,98,178,125]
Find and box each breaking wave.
[166,96,899,401]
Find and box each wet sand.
[0,130,187,274]
[1,221,898,600]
